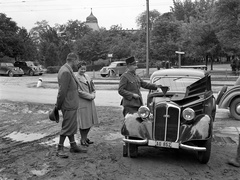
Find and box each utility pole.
[146,0,150,77]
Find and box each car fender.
[218,86,240,109]
[179,114,212,143]
[121,112,151,139]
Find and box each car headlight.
[182,108,195,121]
[138,106,150,119]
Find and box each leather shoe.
[86,138,94,144]
[228,158,240,167]
[81,140,89,147]
[70,142,87,153]
[57,144,69,158]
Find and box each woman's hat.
[49,106,59,123]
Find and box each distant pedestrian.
[55,53,87,158]
[118,56,163,116]
[76,61,98,147]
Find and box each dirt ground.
[0,100,240,180]
[0,67,240,180]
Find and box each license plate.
[155,141,179,149]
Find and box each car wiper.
[153,77,162,83]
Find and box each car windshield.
[108,62,118,67]
[153,76,201,92]
[6,63,14,66]
[26,61,34,66]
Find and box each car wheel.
[29,70,34,76]
[216,86,227,105]
[197,138,211,164]
[230,98,240,120]
[128,143,138,158]
[8,71,14,77]
[100,74,107,77]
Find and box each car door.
[117,63,127,75]
[0,63,6,74]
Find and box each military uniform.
[118,70,157,116]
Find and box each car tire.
[8,71,14,77]
[128,144,138,158]
[100,74,107,77]
[216,86,227,105]
[29,70,34,76]
[230,98,240,120]
[197,138,211,164]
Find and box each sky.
[0,0,174,31]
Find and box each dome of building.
[86,10,98,23]
[85,9,100,31]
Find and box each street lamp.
[146,0,150,77]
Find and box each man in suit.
[118,56,161,116]
[56,52,87,158]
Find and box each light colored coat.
[76,73,98,129]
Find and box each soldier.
[118,56,162,116]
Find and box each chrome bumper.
[122,138,206,151]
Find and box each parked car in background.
[216,77,240,121]
[121,68,216,164]
[33,62,46,75]
[14,61,41,76]
[0,62,24,77]
[100,61,127,77]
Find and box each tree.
[0,13,20,59]
[151,16,181,63]
[136,9,161,30]
[213,0,240,56]
[74,31,108,63]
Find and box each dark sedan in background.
[0,62,24,77]
[14,61,42,76]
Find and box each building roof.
[85,9,99,31]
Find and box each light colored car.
[100,61,127,77]
[216,77,240,120]
[0,62,24,77]
[121,68,216,164]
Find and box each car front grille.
[154,103,180,142]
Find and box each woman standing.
[76,61,98,146]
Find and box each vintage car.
[121,68,216,164]
[14,61,42,76]
[100,61,127,77]
[216,77,240,120]
[0,62,24,77]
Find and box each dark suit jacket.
[56,63,79,110]
[118,71,157,108]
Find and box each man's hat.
[49,106,59,123]
[125,56,136,65]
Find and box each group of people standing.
[55,53,98,158]
[54,53,240,168]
